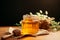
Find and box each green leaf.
[15,23,21,26]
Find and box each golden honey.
[21,17,39,35]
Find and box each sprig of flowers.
[15,10,60,31]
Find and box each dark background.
[1,0,60,26]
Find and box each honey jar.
[21,15,39,35]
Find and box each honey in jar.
[21,15,39,35]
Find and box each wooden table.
[0,26,60,40]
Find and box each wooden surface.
[0,26,60,40]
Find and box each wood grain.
[0,26,60,40]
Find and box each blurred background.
[1,0,60,26]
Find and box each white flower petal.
[40,10,43,13]
[45,11,48,15]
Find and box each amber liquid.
[21,17,39,35]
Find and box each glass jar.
[21,17,39,35]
